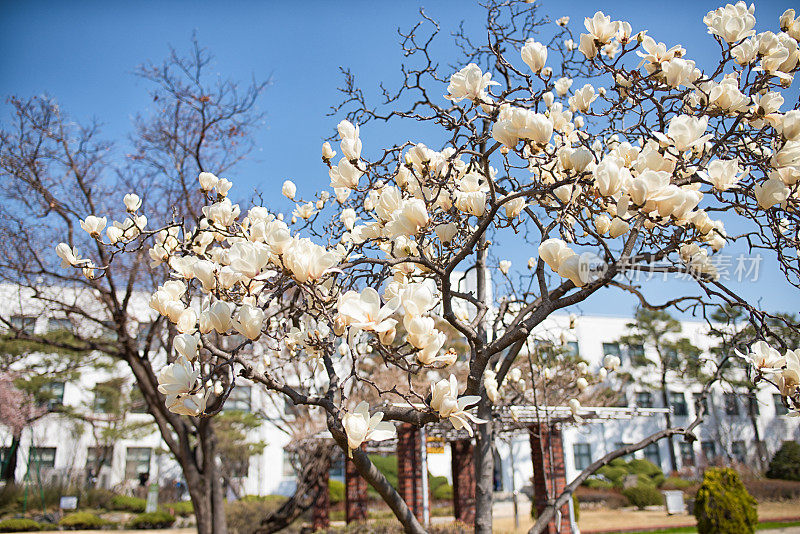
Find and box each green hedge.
[622,484,663,509]
[162,500,193,516]
[694,468,757,534]
[0,519,41,532]
[329,479,345,504]
[59,512,109,530]
[766,441,800,482]
[128,510,176,529]
[110,494,147,512]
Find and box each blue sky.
[0,0,796,318]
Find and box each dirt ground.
[492,500,800,533]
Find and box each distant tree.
[620,308,704,473]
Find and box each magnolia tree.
[54,1,800,532]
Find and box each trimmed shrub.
[583,478,614,490]
[622,484,663,509]
[59,512,108,530]
[128,510,176,529]
[225,498,287,534]
[694,468,757,534]
[0,519,41,532]
[110,494,147,512]
[766,441,800,481]
[162,500,193,516]
[661,476,694,490]
[591,458,665,489]
[432,482,453,500]
[329,479,345,504]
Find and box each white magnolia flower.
[338,120,363,161]
[445,63,499,103]
[337,287,399,334]
[576,377,589,391]
[554,77,573,97]
[157,356,199,396]
[484,370,500,403]
[569,84,597,113]
[228,241,269,279]
[754,176,790,209]
[499,260,511,275]
[578,33,598,59]
[173,333,200,362]
[123,194,142,212]
[282,180,297,200]
[584,11,617,44]
[656,115,710,152]
[56,243,83,268]
[166,390,209,416]
[80,216,107,238]
[778,350,800,397]
[282,237,340,284]
[703,2,756,44]
[569,398,583,421]
[430,375,485,436]
[322,141,337,161]
[198,172,219,191]
[200,300,232,334]
[780,110,800,141]
[435,223,457,244]
[521,40,547,73]
[342,401,397,456]
[340,208,357,231]
[736,341,786,373]
[702,158,747,191]
[232,304,265,340]
[216,178,233,197]
[537,238,585,287]
[603,354,621,371]
[106,226,124,244]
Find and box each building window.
[566,341,580,358]
[731,441,746,463]
[724,393,740,416]
[747,395,760,416]
[48,318,73,333]
[85,446,112,476]
[643,443,661,467]
[603,342,622,362]
[329,451,345,481]
[9,315,36,335]
[693,393,708,415]
[669,392,688,416]
[40,382,65,410]
[29,447,56,470]
[636,392,654,408]
[125,447,151,479]
[627,343,645,361]
[129,386,149,414]
[93,382,120,413]
[225,385,251,412]
[679,442,695,467]
[0,447,13,468]
[774,394,789,416]
[573,443,591,471]
[701,441,717,462]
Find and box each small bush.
[59,512,108,530]
[583,478,614,490]
[162,500,193,516]
[694,467,757,534]
[329,479,345,504]
[622,484,663,509]
[128,510,176,529]
[744,478,800,501]
[110,494,147,512]
[628,459,662,477]
[432,482,453,500]
[766,441,800,481]
[0,519,41,532]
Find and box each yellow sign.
[426,437,445,454]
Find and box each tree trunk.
[1,431,20,482]
[474,397,494,534]
[660,377,678,473]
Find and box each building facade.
[1,303,797,499]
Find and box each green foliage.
[368,454,398,489]
[766,441,800,481]
[662,476,694,490]
[215,412,267,481]
[0,519,41,532]
[592,458,664,489]
[128,510,176,529]
[59,512,109,530]
[694,468,757,534]
[432,482,453,500]
[162,500,193,516]
[329,479,345,504]
[622,484,664,509]
[110,494,147,512]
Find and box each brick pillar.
[311,459,330,530]
[345,450,368,523]
[450,439,476,524]
[396,423,423,522]
[529,423,572,534]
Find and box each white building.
[1,289,797,499]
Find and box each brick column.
[311,460,330,530]
[345,450,368,523]
[529,423,572,534]
[396,423,423,522]
[450,439,476,524]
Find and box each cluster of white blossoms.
[54,2,800,442]
[738,341,800,416]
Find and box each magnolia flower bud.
[123,194,142,212]
[232,304,265,340]
[106,226,124,244]
[576,377,589,391]
[198,172,219,191]
[322,141,337,160]
[499,260,511,275]
[521,39,548,73]
[174,333,200,361]
[604,354,621,371]
[282,180,297,200]
[216,178,233,197]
